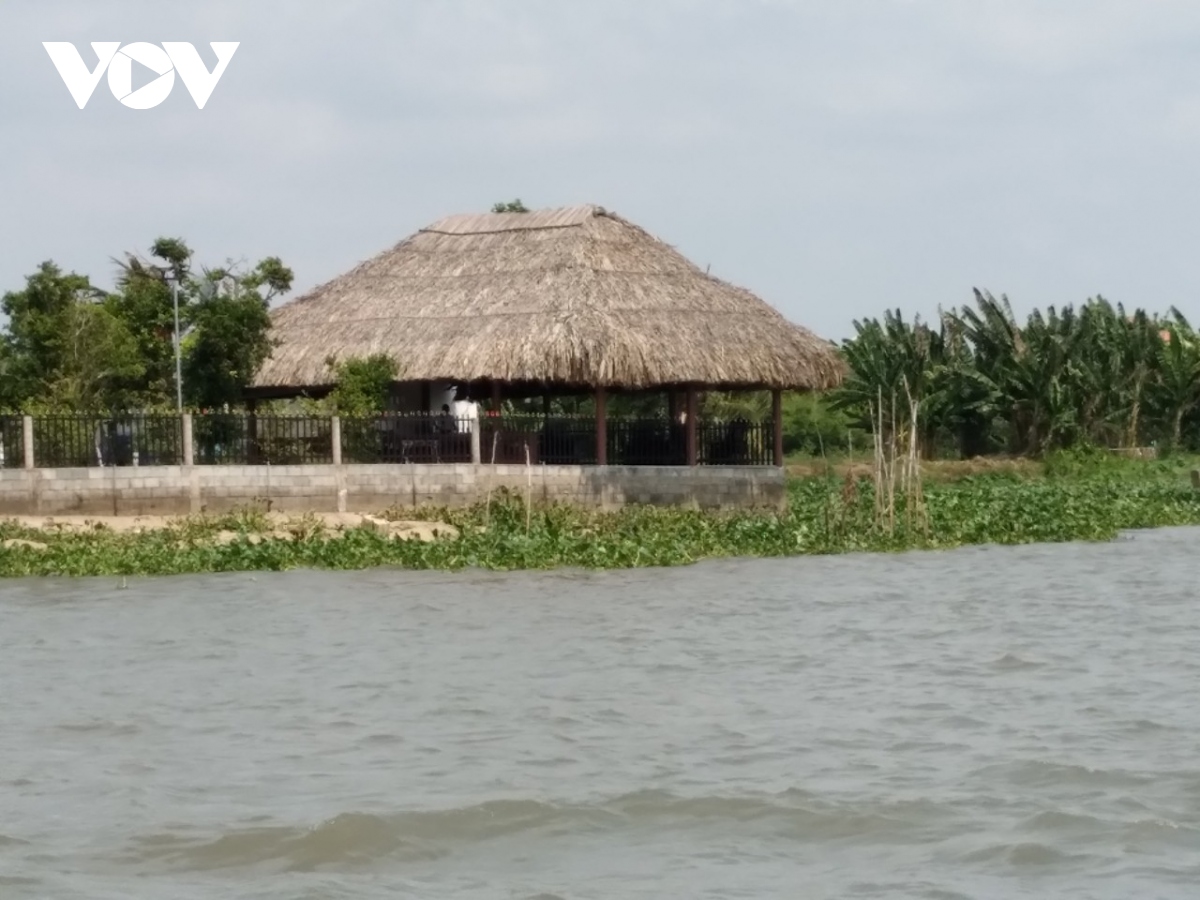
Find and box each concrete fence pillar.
[330,415,342,465]
[22,415,34,469]
[182,413,195,466]
[470,417,482,464]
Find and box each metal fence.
[0,416,21,468]
[341,413,475,464]
[481,415,774,466]
[32,414,185,468]
[193,414,334,465]
[10,412,777,468]
[697,419,774,466]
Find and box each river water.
[2,529,1199,899]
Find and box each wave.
[124,790,944,872]
[970,760,1154,789]
[960,840,1082,868]
[990,652,1044,671]
[54,719,141,736]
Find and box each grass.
[3,451,1200,578]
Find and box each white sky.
[3,0,1200,340]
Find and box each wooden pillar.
[595,386,608,466]
[772,390,784,467]
[685,387,698,467]
[487,382,503,464]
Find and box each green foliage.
[702,391,770,421]
[3,469,1198,577]
[1041,445,1128,479]
[108,245,183,402]
[43,302,145,410]
[183,258,292,409]
[492,199,530,213]
[835,289,1200,458]
[0,262,141,409]
[1,241,292,412]
[781,392,867,456]
[1155,310,1200,448]
[325,354,399,414]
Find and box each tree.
[108,243,185,403]
[832,290,1185,458]
[780,391,867,456]
[0,260,129,408]
[325,354,399,414]
[831,309,952,455]
[492,199,529,213]
[108,239,292,409]
[0,241,292,411]
[43,302,144,410]
[1152,309,1200,447]
[183,256,293,409]
[0,341,15,409]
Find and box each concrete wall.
[0,464,786,517]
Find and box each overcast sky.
[3,0,1200,341]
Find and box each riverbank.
[3,457,1200,577]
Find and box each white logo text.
[43,42,240,109]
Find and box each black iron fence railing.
[0,416,21,468]
[341,413,476,464]
[477,415,773,466]
[8,412,777,468]
[32,414,185,468]
[194,414,334,465]
[698,419,774,466]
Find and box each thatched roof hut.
[251,204,844,396]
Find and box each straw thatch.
[253,205,845,393]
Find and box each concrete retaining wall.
[0,464,786,517]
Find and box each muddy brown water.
[2,528,1199,898]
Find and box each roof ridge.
[422,204,606,236]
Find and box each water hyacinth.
[3,462,1200,578]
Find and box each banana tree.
[1152,308,1200,447]
[832,309,948,454]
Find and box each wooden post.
[22,415,34,470]
[772,389,784,467]
[488,382,504,465]
[595,386,608,466]
[182,413,195,466]
[685,387,698,467]
[330,415,342,466]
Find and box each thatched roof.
[253,204,845,392]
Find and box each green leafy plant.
[4,466,1199,577]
